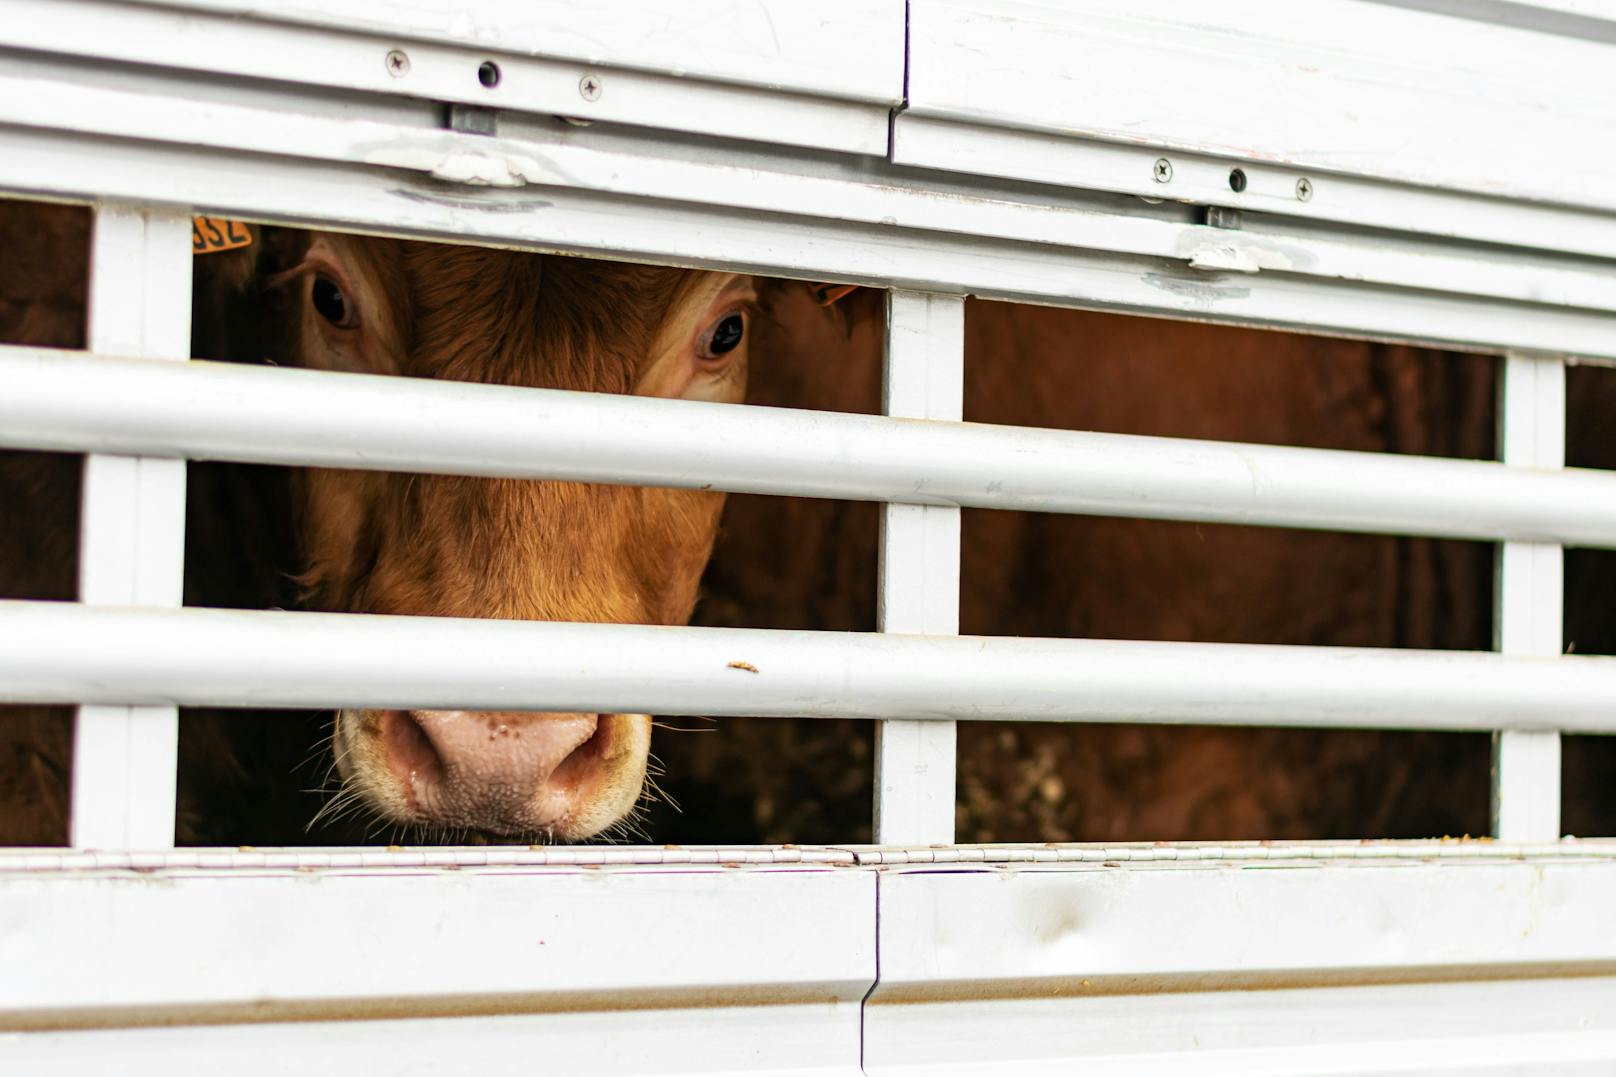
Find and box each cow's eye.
[698,312,745,361]
[311,275,358,329]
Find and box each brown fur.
[287,239,717,632]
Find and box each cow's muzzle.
[336,708,651,840]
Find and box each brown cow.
[0,201,843,844]
[3,197,1613,846]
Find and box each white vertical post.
[1491,352,1564,842]
[71,206,191,849]
[874,290,963,846]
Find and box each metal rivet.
[1228,168,1248,193]
[1152,158,1173,183]
[579,73,603,101]
[385,49,410,77]
[1296,177,1314,202]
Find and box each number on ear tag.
[192,217,253,255]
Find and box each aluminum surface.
[5,601,1616,733]
[8,347,1616,546]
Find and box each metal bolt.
[385,49,410,77]
[1152,158,1173,183]
[578,73,603,101]
[1296,177,1314,202]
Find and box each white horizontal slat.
[892,111,1616,267]
[144,0,904,103]
[2,0,903,155]
[866,860,1616,1074]
[7,347,1616,547]
[5,601,1616,733]
[903,0,1616,215]
[0,865,872,1027]
[6,839,1616,875]
[5,70,1616,357]
[0,846,856,872]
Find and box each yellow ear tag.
[191,217,253,255]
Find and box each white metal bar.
[1493,354,1567,840]
[875,292,964,845]
[8,601,1616,733]
[69,208,190,850]
[8,346,1616,548]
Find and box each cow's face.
[255,232,755,840]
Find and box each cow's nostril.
[379,709,444,788]
[548,716,610,794]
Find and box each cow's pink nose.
[377,709,605,833]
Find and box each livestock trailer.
[4,0,1616,1071]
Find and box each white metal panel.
[0,866,872,1012]
[875,292,964,845]
[0,865,872,1074]
[9,601,1616,733]
[3,0,902,155]
[1493,355,1567,841]
[865,859,1616,1073]
[12,348,1616,548]
[5,67,1616,357]
[69,207,190,850]
[5,55,1616,310]
[902,0,1616,215]
[146,0,904,102]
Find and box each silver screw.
[1152,158,1173,183]
[385,49,410,77]
[1296,177,1313,202]
[578,73,603,101]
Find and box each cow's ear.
[191,218,261,297]
[809,282,859,307]
[192,222,303,365]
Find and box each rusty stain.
[727,660,760,674]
